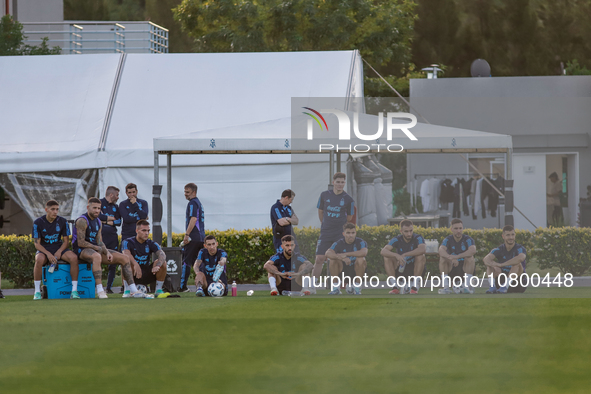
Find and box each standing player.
[325,223,368,295]
[270,189,299,252]
[122,220,167,297]
[193,235,228,297]
[119,183,148,292]
[264,235,314,296]
[438,219,477,294]
[312,172,355,289]
[180,183,205,292]
[32,200,81,300]
[119,183,149,241]
[483,225,527,294]
[73,197,143,299]
[99,186,122,294]
[381,220,426,294]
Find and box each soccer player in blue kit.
[73,198,141,299]
[483,225,527,294]
[193,235,228,297]
[119,183,149,241]
[99,186,122,294]
[438,219,476,294]
[180,182,205,292]
[325,223,368,295]
[381,220,426,294]
[32,200,80,300]
[265,235,314,296]
[270,189,299,252]
[122,220,167,297]
[312,172,355,293]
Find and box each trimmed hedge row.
[1,226,589,287]
[0,235,37,288]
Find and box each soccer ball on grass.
[208,282,225,297]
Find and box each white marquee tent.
[0,50,364,234]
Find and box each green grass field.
[1,288,590,393]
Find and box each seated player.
[264,235,314,296]
[32,200,81,300]
[483,225,527,294]
[438,219,477,294]
[325,223,368,295]
[73,197,143,299]
[193,235,228,297]
[381,220,426,294]
[122,220,168,297]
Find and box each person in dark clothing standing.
[119,183,149,240]
[99,186,122,294]
[270,189,299,252]
[180,182,205,292]
[119,183,149,292]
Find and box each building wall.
[409,76,591,229]
[13,0,63,22]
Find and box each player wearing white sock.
[122,220,167,298]
[264,236,313,296]
[438,219,476,295]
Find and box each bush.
[0,235,37,288]
[533,227,591,276]
[0,226,588,288]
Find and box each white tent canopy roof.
[154,112,513,154]
[0,50,364,172]
[107,51,364,157]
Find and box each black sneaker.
[106,288,114,294]
[118,288,125,294]
[180,287,190,293]
[0,289,5,299]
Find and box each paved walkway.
[3,277,590,296]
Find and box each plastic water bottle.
[48,262,57,273]
[231,281,237,297]
[179,236,191,248]
[399,257,408,273]
[212,264,224,282]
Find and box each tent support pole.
[336,152,341,172]
[154,151,159,185]
[167,153,172,247]
[504,149,514,227]
[329,151,334,188]
[152,151,163,245]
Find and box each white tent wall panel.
[100,160,320,233]
[0,54,121,154]
[100,156,335,233]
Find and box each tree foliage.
[64,0,195,53]
[173,0,417,73]
[0,15,61,56]
[412,0,591,77]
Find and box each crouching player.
[32,200,80,300]
[381,220,426,294]
[264,235,313,296]
[193,235,228,297]
[122,220,167,297]
[438,219,476,294]
[325,223,368,295]
[483,225,527,294]
[73,197,142,299]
